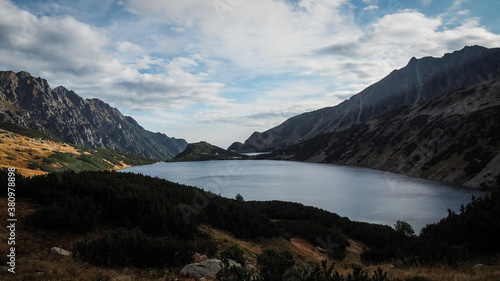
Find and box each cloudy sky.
[1,0,499,147]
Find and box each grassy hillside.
[0,122,157,176]
[0,170,499,280]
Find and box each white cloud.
[0,0,229,113]
[117,41,144,53]
[450,0,467,11]
[308,9,500,83]
[124,0,353,74]
[364,5,379,11]
[1,0,500,147]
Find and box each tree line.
[1,169,498,272]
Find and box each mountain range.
[0,71,187,160]
[1,46,499,188]
[242,46,500,152]
[237,45,500,188]
[268,75,500,188]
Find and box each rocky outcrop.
[179,259,242,280]
[269,76,500,188]
[0,71,187,160]
[244,46,500,151]
[179,259,223,280]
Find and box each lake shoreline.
[121,160,488,231]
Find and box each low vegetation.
[0,170,499,280]
[0,121,157,176]
[360,190,500,266]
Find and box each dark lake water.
[121,160,487,231]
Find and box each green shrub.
[347,264,368,281]
[216,260,253,281]
[28,195,100,232]
[74,228,194,268]
[195,240,218,257]
[257,249,295,281]
[219,243,245,265]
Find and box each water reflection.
[121,160,487,231]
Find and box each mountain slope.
[172,141,243,162]
[269,76,500,188]
[0,121,157,176]
[243,46,500,151]
[0,71,187,160]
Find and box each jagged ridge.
[244,46,500,151]
[0,71,187,160]
[269,75,500,188]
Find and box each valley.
[236,46,500,189]
[1,45,500,280]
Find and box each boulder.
[49,247,72,261]
[472,264,486,270]
[180,259,224,280]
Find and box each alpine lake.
[121,160,488,232]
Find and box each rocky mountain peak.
[243,46,500,151]
[0,71,187,160]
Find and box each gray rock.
[0,71,187,160]
[472,263,486,270]
[49,247,72,261]
[244,46,500,151]
[180,259,224,280]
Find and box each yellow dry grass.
[0,130,132,177]
[0,130,80,177]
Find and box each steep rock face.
[244,46,500,151]
[270,76,500,188]
[0,71,187,160]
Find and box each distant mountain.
[172,141,243,162]
[268,75,500,188]
[243,46,500,151]
[227,141,261,153]
[0,71,187,160]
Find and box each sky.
[0,0,499,148]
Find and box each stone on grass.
[472,263,486,270]
[180,259,224,280]
[49,247,72,261]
